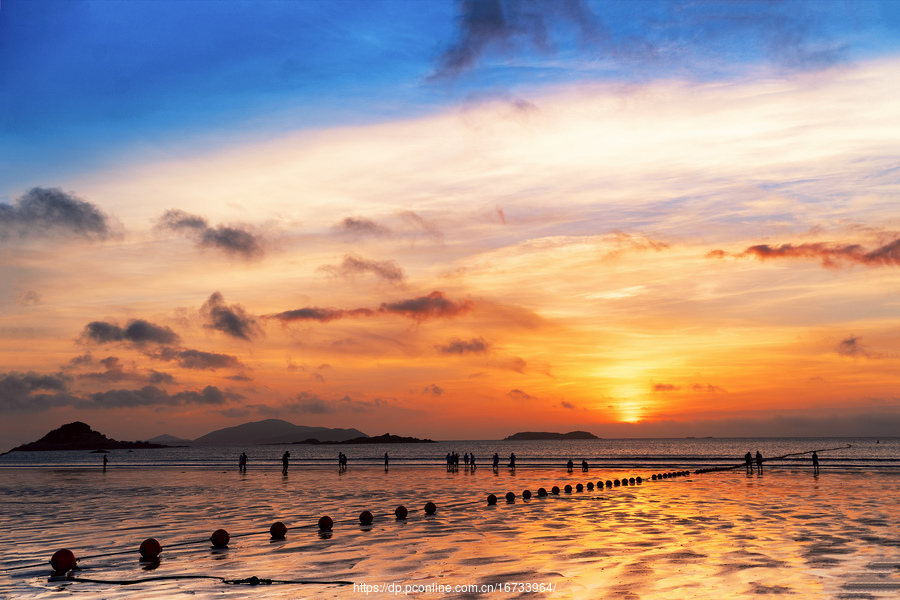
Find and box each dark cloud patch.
[431,0,599,79]
[653,383,680,392]
[156,209,263,259]
[837,335,868,358]
[80,319,180,346]
[560,400,576,410]
[86,384,236,409]
[148,370,176,385]
[718,237,900,269]
[66,354,94,368]
[424,384,444,396]
[201,292,262,341]
[151,347,245,371]
[0,187,112,242]
[79,357,178,385]
[0,371,74,412]
[436,336,490,355]
[508,388,537,401]
[266,307,375,323]
[318,255,406,283]
[493,356,527,373]
[283,392,383,415]
[335,217,391,237]
[226,374,253,382]
[380,291,473,321]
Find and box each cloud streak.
[201,292,262,341]
[714,238,900,269]
[266,291,473,324]
[156,209,263,259]
[318,255,406,283]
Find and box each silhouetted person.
[470,452,476,470]
[812,451,819,475]
[744,451,753,474]
[239,452,248,472]
[492,453,500,472]
[566,459,574,473]
[464,452,469,470]
[282,451,290,475]
[581,459,588,472]
[508,452,516,471]
[755,450,763,474]
[446,452,452,472]
[384,452,389,471]
[102,455,108,470]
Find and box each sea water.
[1,438,898,599]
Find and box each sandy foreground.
[1,465,898,599]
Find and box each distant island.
[152,419,368,446]
[503,431,600,441]
[4,422,167,453]
[295,433,435,445]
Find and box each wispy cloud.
[714,237,900,269]
[80,319,181,346]
[318,254,406,284]
[436,337,490,355]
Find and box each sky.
[2,0,900,450]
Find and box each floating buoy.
[551,486,560,495]
[424,502,437,515]
[49,549,76,572]
[652,474,657,480]
[395,506,408,519]
[605,480,612,488]
[576,483,583,492]
[487,494,497,505]
[636,476,642,484]
[564,484,572,493]
[210,529,230,548]
[629,477,636,485]
[139,538,162,559]
[522,489,532,499]
[614,479,621,487]
[622,478,629,486]
[359,510,374,525]
[269,521,287,539]
[537,487,547,497]
[587,482,594,490]
[318,516,334,531]
[505,492,515,503]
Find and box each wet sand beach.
[1,466,898,599]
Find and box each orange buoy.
[537,487,547,497]
[636,476,642,484]
[269,521,287,539]
[522,489,532,499]
[487,494,497,505]
[318,516,334,531]
[564,484,572,493]
[586,482,594,490]
[424,502,437,515]
[395,505,408,519]
[505,492,515,503]
[605,480,612,488]
[359,510,374,525]
[551,486,560,495]
[49,549,76,572]
[629,477,635,485]
[576,483,584,492]
[139,538,162,559]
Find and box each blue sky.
[4,0,899,193]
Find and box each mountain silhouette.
[190,419,367,445]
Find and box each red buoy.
[49,549,76,572]
[139,538,162,559]
[424,502,437,515]
[210,528,230,548]
[269,521,287,539]
[318,516,334,531]
[395,505,408,519]
[359,510,374,525]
